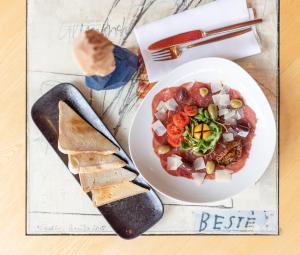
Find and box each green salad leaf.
[180,107,222,154]
[194,108,210,123]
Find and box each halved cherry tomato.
[173,112,189,128]
[183,105,198,116]
[167,123,184,137]
[167,135,184,148]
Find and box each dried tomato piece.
[183,105,198,116]
[172,112,189,128]
[167,135,184,148]
[167,123,184,137]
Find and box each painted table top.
[27,0,278,235]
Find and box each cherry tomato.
[183,105,198,116]
[167,135,183,148]
[167,123,184,137]
[173,112,190,128]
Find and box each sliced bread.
[58,101,118,155]
[91,182,148,207]
[79,168,137,192]
[68,153,127,174]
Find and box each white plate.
[129,58,276,204]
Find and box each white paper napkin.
[134,0,261,82]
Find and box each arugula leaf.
[204,110,210,119]
[180,141,190,150]
[181,107,223,154]
[194,108,210,123]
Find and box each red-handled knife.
[148,18,262,51]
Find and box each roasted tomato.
[172,112,189,128]
[167,123,184,137]
[183,105,198,116]
[167,135,183,147]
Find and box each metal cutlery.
[152,28,252,61]
[148,18,262,51]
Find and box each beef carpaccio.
[151,81,256,183]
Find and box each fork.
[151,28,252,61]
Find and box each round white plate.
[129,58,276,204]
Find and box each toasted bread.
[68,153,127,174]
[79,168,137,192]
[67,154,79,174]
[91,182,148,207]
[58,101,118,155]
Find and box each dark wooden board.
[31,83,164,239]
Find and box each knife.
[148,18,263,51]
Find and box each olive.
[230,99,243,109]
[206,160,215,174]
[208,103,218,120]
[157,145,171,154]
[237,120,250,132]
[175,88,190,104]
[199,87,209,97]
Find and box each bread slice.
[91,182,148,207]
[58,101,118,155]
[79,168,137,192]
[68,153,127,174]
[67,154,79,174]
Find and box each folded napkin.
[135,0,261,82]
